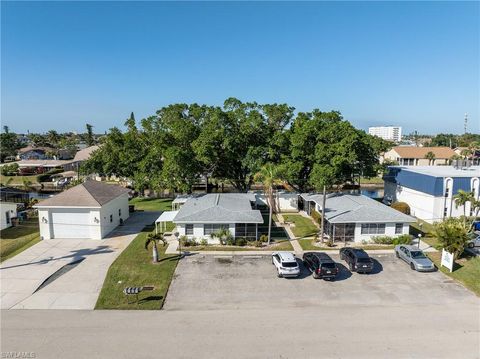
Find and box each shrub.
[372,235,395,244]
[180,236,197,247]
[259,234,268,242]
[311,209,322,224]
[391,202,411,215]
[392,234,412,245]
[226,237,235,245]
[326,238,334,247]
[1,163,19,176]
[236,237,248,246]
[253,240,263,248]
[200,238,208,246]
[37,168,64,182]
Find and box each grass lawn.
[185,239,293,252]
[95,225,179,310]
[0,174,39,186]
[129,197,173,212]
[298,238,394,251]
[427,251,480,296]
[0,217,41,262]
[410,218,434,236]
[282,214,318,238]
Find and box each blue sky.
[1,1,479,135]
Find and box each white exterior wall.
[255,192,299,212]
[0,202,17,230]
[368,126,402,142]
[353,222,409,243]
[37,194,129,240]
[384,180,470,223]
[176,223,237,244]
[99,194,130,238]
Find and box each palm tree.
[432,217,471,260]
[471,198,480,217]
[210,227,233,245]
[453,190,474,217]
[145,233,166,263]
[424,151,436,165]
[254,163,284,245]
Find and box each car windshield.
[411,251,426,259]
[357,258,371,263]
[282,261,298,268]
[321,263,335,269]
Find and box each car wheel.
[277,269,283,278]
[468,242,474,248]
[410,263,416,271]
[340,253,344,260]
[312,272,319,279]
[349,263,354,271]
[395,251,400,258]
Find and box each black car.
[339,247,374,273]
[303,252,339,280]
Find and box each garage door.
[51,210,92,239]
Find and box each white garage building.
[35,181,130,240]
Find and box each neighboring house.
[167,193,264,243]
[368,126,402,142]
[299,193,415,243]
[0,202,18,230]
[17,146,55,160]
[17,160,74,174]
[382,146,456,166]
[384,166,480,223]
[34,180,130,240]
[454,147,480,165]
[64,145,99,172]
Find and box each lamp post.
[417,233,422,248]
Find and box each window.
[395,223,403,234]
[5,211,10,225]
[235,223,257,239]
[119,209,122,216]
[361,223,386,235]
[203,224,228,235]
[110,214,113,223]
[186,224,194,235]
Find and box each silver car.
[395,245,435,272]
[466,232,480,248]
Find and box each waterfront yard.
[129,197,173,212]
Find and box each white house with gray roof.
[299,193,415,243]
[34,180,130,240]
[171,193,264,243]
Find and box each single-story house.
[162,193,264,243]
[299,193,415,243]
[64,145,99,172]
[1,202,18,230]
[17,146,55,160]
[382,146,456,166]
[384,165,480,223]
[34,180,130,240]
[255,191,299,212]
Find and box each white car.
[272,252,300,278]
[466,232,480,248]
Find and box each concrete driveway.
[164,253,478,310]
[0,211,159,310]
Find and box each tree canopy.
[84,99,387,193]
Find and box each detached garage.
[35,180,130,240]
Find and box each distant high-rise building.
[368,126,402,142]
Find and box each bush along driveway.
[95,224,179,310]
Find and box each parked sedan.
[395,245,435,272]
[303,252,339,280]
[272,252,300,278]
[466,232,480,248]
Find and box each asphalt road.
[2,305,479,359]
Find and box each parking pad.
[164,253,477,310]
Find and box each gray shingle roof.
[301,193,415,224]
[35,180,130,207]
[174,193,263,224]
